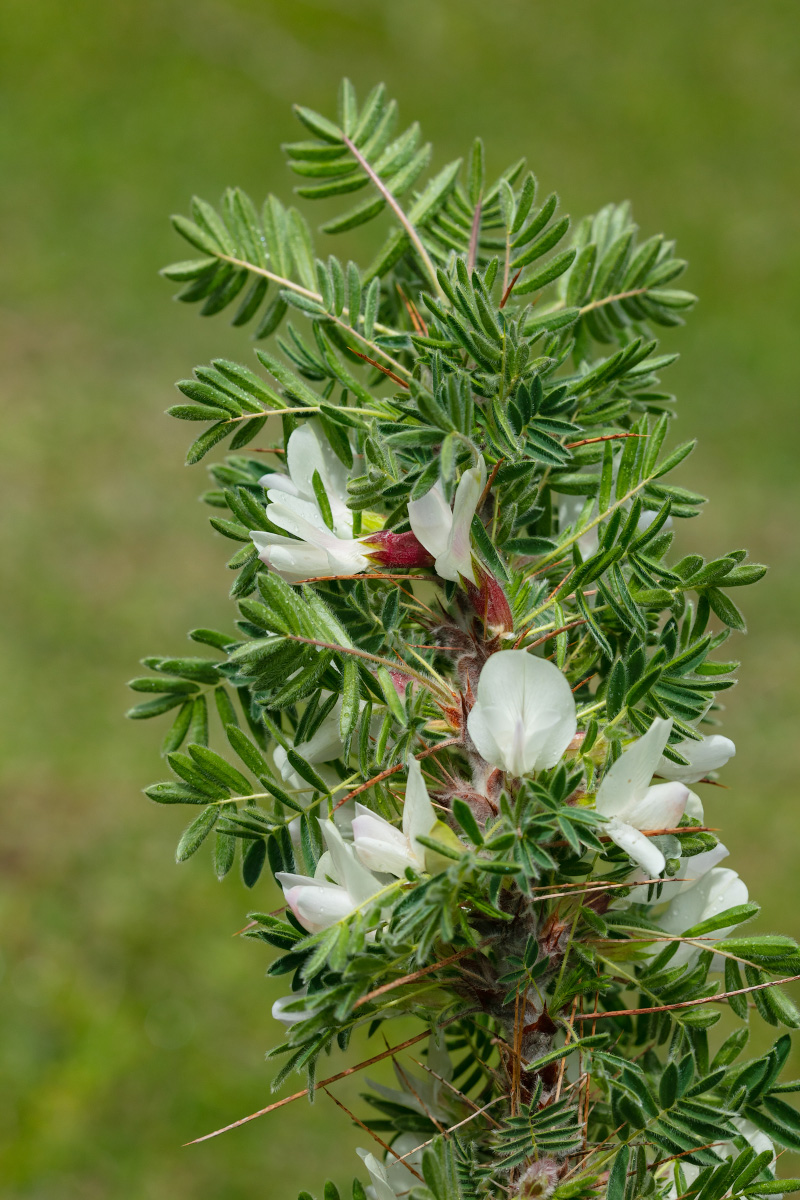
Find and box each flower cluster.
[134,79,792,1200]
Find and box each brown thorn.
[233,903,286,937]
[392,1060,448,1137]
[409,1057,502,1129]
[348,348,410,388]
[397,283,428,336]
[354,940,492,1009]
[322,1087,425,1182]
[184,1024,451,1144]
[572,971,800,1022]
[555,997,580,1102]
[566,433,647,449]
[527,618,587,648]
[478,457,504,509]
[333,737,460,811]
[500,268,522,309]
[467,200,483,275]
[392,1096,509,1163]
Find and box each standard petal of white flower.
[684,789,705,822]
[596,720,689,875]
[658,866,748,965]
[407,481,453,561]
[621,780,690,831]
[266,491,332,536]
[352,759,437,876]
[466,650,578,776]
[435,456,486,584]
[286,420,352,536]
[257,471,300,498]
[595,718,674,817]
[657,733,736,784]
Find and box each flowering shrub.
[129,81,800,1200]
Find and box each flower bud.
[465,565,514,634]
[517,1158,560,1200]
[364,529,435,568]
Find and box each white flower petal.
[685,789,705,822]
[657,734,736,784]
[732,1119,776,1171]
[623,781,689,831]
[606,818,666,876]
[659,866,748,965]
[323,540,372,576]
[466,651,577,775]
[352,804,419,875]
[384,1134,427,1193]
[320,820,382,905]
[558,492,598,558]
[403,756,437,852]
[292,700,344,765]
[596,718,674,817]
[266,494,333,539]
[660,866,748,936]
[276,872,355,933]
[628,841,729,905]
[314,851,336,882]
[407,482,452,560]
[271,992,308,1026]
[252,512,371,581]
[251,531,330,583]
[286,421,353,536]
[258,471,300,497]
[435,457,485,584]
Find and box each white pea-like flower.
[595,718,689,878]
[466,650,577,777]
[276,820,382,934]
[352,756,437,876]
[407,456,486,584]
[251,421,371,582]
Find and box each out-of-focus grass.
[1,2,798,1196]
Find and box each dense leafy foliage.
[129,81,798,1199]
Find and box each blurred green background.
[2,1,799,1196]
